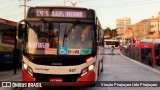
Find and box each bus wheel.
[101,60,103,72]
[98,62,100,76]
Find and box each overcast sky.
[0,0,160,29]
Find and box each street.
[0,49,160,90]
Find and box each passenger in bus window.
[146,53,152,59]
[77,26,92,49]
[66,26,81,48]
[49,26,59,48]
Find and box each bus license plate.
[50,78,63,82]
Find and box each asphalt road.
[1,49,160,90]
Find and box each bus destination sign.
[28,9,87,18]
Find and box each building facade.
[129,12,160,40]
[116,17,131,35]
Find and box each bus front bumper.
[22,69,96,86]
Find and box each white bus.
[17,6,104,86]
[104,39,119,48]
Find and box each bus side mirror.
[17,19,25,39]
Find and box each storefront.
[0,18,17,63]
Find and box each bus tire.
[101,59,103,72]
[88,83,96,87]
[98,62,100,76]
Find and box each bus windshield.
[25,21,95,55]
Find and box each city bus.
[104,39,119,48]
[129,43,156,67]
[140,39,160,66]
[17,6,104,86]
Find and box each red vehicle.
[126,43,156,67]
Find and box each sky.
[0,0,160,29]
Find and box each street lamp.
[66,0,82,7]
[19,0,32,19]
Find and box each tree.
[104,27,111,39]
[111,28,117,38]
[104,27,117,39]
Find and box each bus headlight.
[23,63,28,70]
[81,63,95,76]
[23,63,33,77]
[88,64,94,71]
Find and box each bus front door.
[141,48,152,66]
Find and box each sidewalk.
[103,48,121,55]
[0,69,22,81]
[0,69,22,90]
[99,49,160,81]
[119,50,160,75]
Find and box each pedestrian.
[13,48,18,74]
[111,46,114,55]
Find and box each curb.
[120,53,160,75]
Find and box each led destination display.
[28,8,91,18]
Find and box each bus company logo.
[58,45,68,55]
[80,49,92,55]
[68,49,80,55]
[35,68,49,71]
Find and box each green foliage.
[104,27,117,39]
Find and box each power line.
[19,0,32,19]
[91,0,160,9]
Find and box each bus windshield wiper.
[62,20,80,46]
[62,26,68,46]
[64,20,80,38]
[41,18,47,25]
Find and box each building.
[129,12,160,40]
[146,14,160,38]
[116,17,131,35]
[130,19,148,40]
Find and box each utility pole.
[19,0,31,19]
[66,0,82,7]
[24,0,26,19]
[64,0,65,6]
[158,17,160,38]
